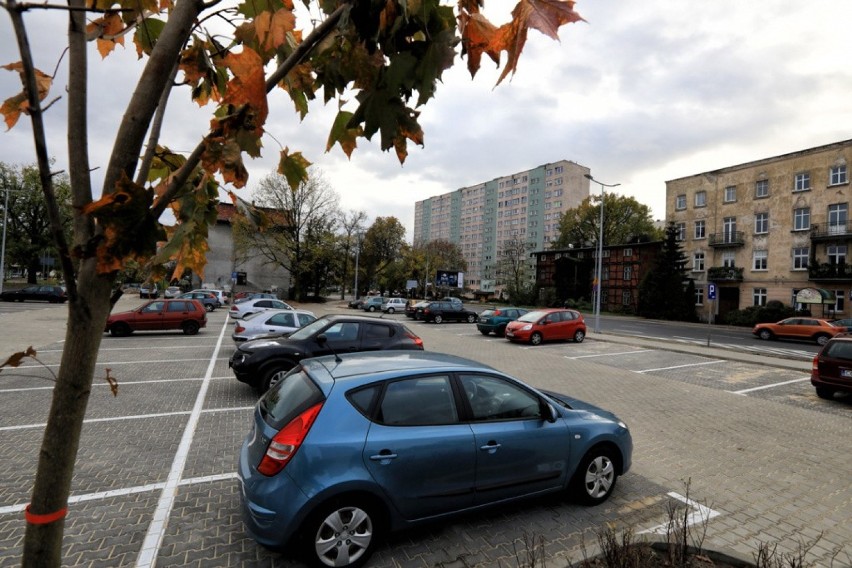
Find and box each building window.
[828,203,848,234]
[676,194,687,210]
[755,179,769,198]
[622,290,632,306]
[793,247,809,270]
[724,185,736,202]
[722,251,736,268]
[676,222,686,241]
[694,220,706,239]
[693,252,705,272]
[753,288,767,306]
[623,265,632,280]
[793,207,810,231]
[694,191,707,207]
[755,212,769,234]
[835,290,845,313]
[753,250,768,271]
[602,266,609,280]
[723,217,737,240]
[828,245,847,265]
[830,165,848,186]
[794,172,810,192]
[695,287,704,306]
[624,248,633,257]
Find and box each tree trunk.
[22,265,114,567]
[27,256,39,284]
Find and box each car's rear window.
[260,368,324,429]
[480,309,495,317]
[823,341,852,361]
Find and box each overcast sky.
[3,1,852,240]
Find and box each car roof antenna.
[317,334,343,363]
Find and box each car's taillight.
[811,354,820,378]
[235,324,246,333]
[405,331,423,348]
[257,402,323,476]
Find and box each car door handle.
[479,442,501,453]
[369,451,398,463]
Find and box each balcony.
[708,231,745,247]
[707,266,743,282]
[810,222,852,242]
[808,262,852,282]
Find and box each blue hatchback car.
[238,351,632,568]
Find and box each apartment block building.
[413,160,590,293]
[666,138,852,322]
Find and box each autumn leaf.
[459,12,502,78]
[104,369,118,397]
[134,17,166,58]
[0,346,37,370]
[88,12,127,58]
[278,148,311,191]
[327,110,363,158]
[0,63,53,129]
[202,134,249,187]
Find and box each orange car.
[752,317,842,346]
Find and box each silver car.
[232,309,316,342]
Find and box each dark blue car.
[238,351,632,567]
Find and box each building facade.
[666,139,852,322]
[534,240,663,313]
[413,160,590,293]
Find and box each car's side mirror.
[541,400,558,423]
[316,333,328,346]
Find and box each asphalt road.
[0,300,849,567]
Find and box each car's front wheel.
[205,303,215,312]
[758,329,773,340]
[182,321,200,335]
[368,306,376,312]
[466,313,477,323]
[387,307,395,314]
[303,499,382,568]
[570,446,619,505]
[529,332,543,346]
[479,329,490,336]
[433,314,443,324]
[109,322,132,337]
[261,363,295,392]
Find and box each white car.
[228,298,293,319]
[231,309,316,342]
[164,286,182,299]
[381,297,407,313]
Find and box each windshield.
[287,316,331,340]
[518,310,548,323]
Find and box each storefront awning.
[795,287,836,305]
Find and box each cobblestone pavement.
[0,299,849,567]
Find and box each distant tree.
[553,193,661,249]
[360,217,406,293]
[0,162,72,283]
[638,222,697,321]
[337,210,368,298]
[232,169,339,300]
[497,236,536,304]
[405,239,467,295]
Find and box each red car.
[105,299,207,336]
[505,308,587,345]
[811,334,852,400]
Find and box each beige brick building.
[666,139,852,322]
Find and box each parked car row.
[0,285,66,303]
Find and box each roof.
[303,351,495,382]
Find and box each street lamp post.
[584,173,621,334]
[353,233,363,300]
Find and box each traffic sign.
[708,283,717,300]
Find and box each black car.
[419,300,478,323]
[229,314,425,392]
[0,285,67,303]
[178,291,220,312]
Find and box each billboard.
[436,270,464,288]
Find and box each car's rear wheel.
[573,330,585,343]
[303,498,382,568]
[815,387,835,399]
[387,307,395,314]
[182,321,200,335]
[814,334,830,346]
[205,303,215,312]
[496,326,506,338]
[758,329,773,340]
[109,322,132,337]
[529,332,543,346]
[466,313,477,323]
[570,446,619,505]
[368,306,376,312]
[479,329,490,336]
[434,314,443,324]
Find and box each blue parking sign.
[708,283,717,300]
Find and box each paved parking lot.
[0,300,850,567]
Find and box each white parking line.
[10,358,231,369]
[728,377,811,395]
[0,473,239,516]
[136,318,231,568]
[566,349,653,359]
[636,360,725,373]
[640,491,722,535]
[0,376,234,394]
